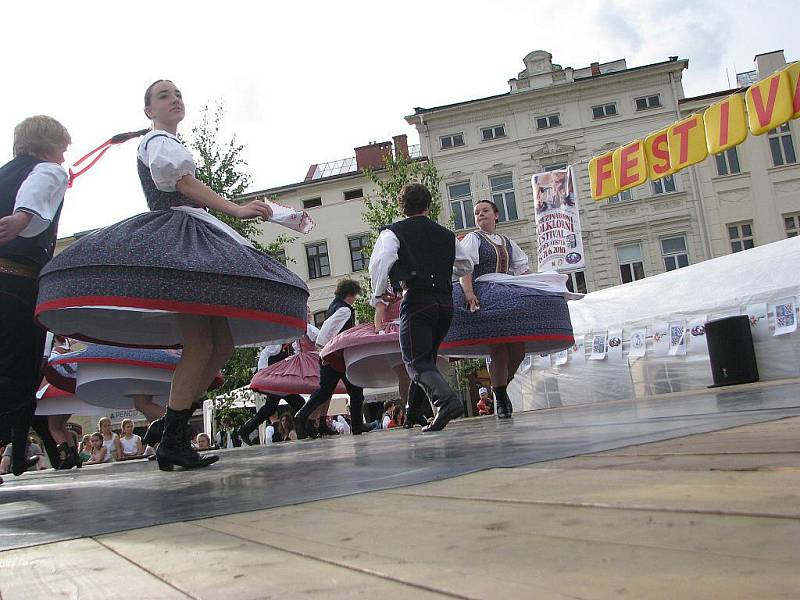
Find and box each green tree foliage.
[188,102,294,403]
[353,153,444,322]
[189,102,296,260]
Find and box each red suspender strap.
[67,129,151,188]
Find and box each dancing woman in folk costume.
[440,200,575,418]
[321,289,433,428]
[36,80,309,470]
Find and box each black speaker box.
[704,315,759,387]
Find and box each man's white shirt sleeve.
[316,308,351,348]
[368,229,399,306]
[14,163,68,238]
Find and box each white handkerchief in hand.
[265,200,315,234]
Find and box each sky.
[2,0,798,236]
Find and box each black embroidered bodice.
[472,232,513,278]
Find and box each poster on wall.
[552,350,569,366]
[688,318,708,354]
[745,303,770,342]
[652,323,670,356]
[531,165,585,272]
[589,332,607,360]
[608,330,624,362]
[668,321,687,356]
[571,336,586,365]
[629,328,647,358]
[772,297,798,336]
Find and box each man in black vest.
[293,279,367,439]
[369,183,470,432]
[0,116,71,478]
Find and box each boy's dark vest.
[387,216,455,294]
[327,297,355,334]
[0,156,63,268]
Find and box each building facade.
[679,51,800,261]
[404,49,799,294]
[240,138,420,326]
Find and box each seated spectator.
[196,433,212,450]
[265,413,298,444]
[83,432,110,465]
[331,414,351,435]
[97,417,121,461]
[78,434,92,462]
[0,438,45,474]
[118,418,143,459]
[477,387,494,416]
[384,402,402,429]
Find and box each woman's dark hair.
[144,79,171,107]
[475,199,500,224]
[335,278,362,299]
[398,183,432,216]
[278,413,295,439]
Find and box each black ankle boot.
[495,386,512,420]
[404,383,431,429]
[236,416,260,446]
[142,417,165,447]
[156,408,219,471]
[348,396,369,435]
[415,371,462,433]
[318,418,338,436]
[55,442,82,470]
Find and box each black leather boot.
[294,395,326,440]
[55,442,82,470]
[156,408,219,471]
[415,371,462,433]
[317,417,338,436]
[349,396,369,435]
[142,417,164,447]
[495,386,513,419]
[404,382,431,429]
[237,397,279,445]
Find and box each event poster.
[531,165,585,272]
[772,297,798,336]
[552,350,569,366]
[668,320,687,356]
[688,318,709,354]
[745,303,770,342]
[589,332,607,360]
[652,323,670,356]
[629,328,647,358]
[607,330,624,362]
[571,336,586,365]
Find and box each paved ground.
[1,384,799,599]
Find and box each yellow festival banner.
[589,62,800,200]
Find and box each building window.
[591,103,617,119]
[440,133,465,149]
[607,189,632,205]
[768,124,797,167]
[565,271,587,294]
[543,163,567,172]
[489,174,518,222]
[617,243,645,284]
[343,188,363,201]
[481,125,506,141]
[714,148,741,176]
[348,234,369,272]
[635,94,661,111]
[728,222,755,253]
[303,197,322,209]
[305,242,330,279]
[448,182,474,230]
[535,114,560,129]
[313,311,327,328]
[652,175,676,195]
[784,213,800,238]
[661,236,689,271]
